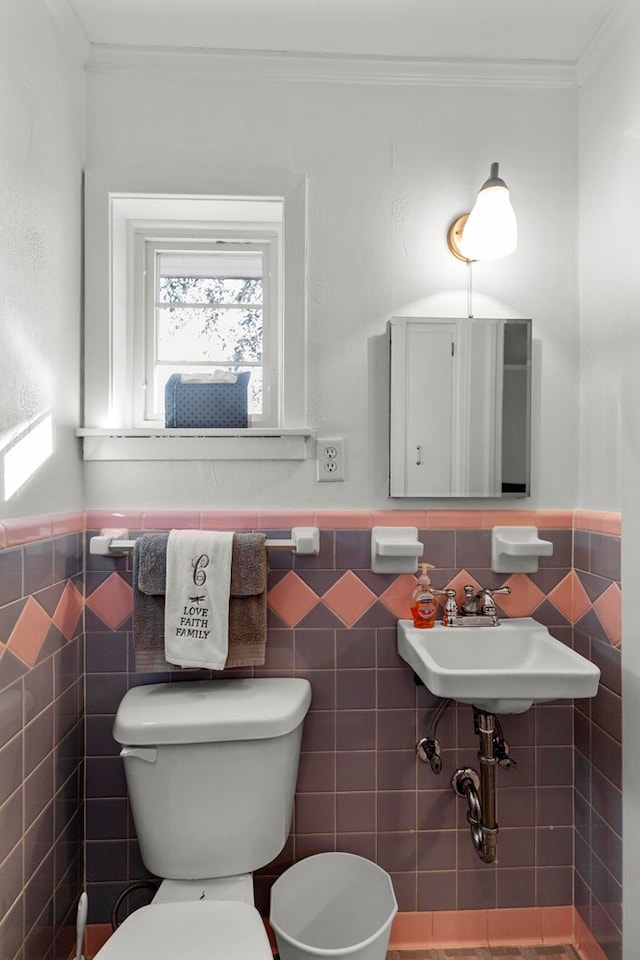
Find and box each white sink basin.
[397,617,600,714]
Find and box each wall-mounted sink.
[397,618,601,714]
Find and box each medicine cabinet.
[389,317,531,498]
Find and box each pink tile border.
[574,510,621,536]
[314,511,373,529]
[370,510,429,527]
[389,907,577,951]
[388,911,433,949]
[426,510,484,529]
[202,510,260,529]
[542,905,575,943]
[79,907,585,958]
[85,510,143,530]
[3,515,53,546]
[487,907,544,945]
[0,508,621,548]
[258,510,315,528]
[481,509,538,528]
[50,511,84,535]
[536,510,575,529]
[142,510,200,530]
[432,908,489,946]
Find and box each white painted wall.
[579,6,640,955]
[0,0,86,519]
[84,60,579,509]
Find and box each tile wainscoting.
[0,509,620,960]
[0,513,85,960]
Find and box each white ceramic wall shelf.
[371,526,424,574]
[491,526,553,574]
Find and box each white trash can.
[269,852,398,960]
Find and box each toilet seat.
[93,899,273,959]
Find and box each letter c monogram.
[192,553,209,586]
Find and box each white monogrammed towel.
[164,529,234,670]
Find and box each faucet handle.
[479,586,511,621]
[434,588,458,625]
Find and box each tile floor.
[386,948,580,959]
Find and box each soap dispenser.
[411,563,438,629]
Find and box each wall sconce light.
[447,162,517,262]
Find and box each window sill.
[76,428,312,461]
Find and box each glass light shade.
[457,183,518,261]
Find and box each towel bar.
[90,526,320,557]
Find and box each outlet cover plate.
[317,437,345,482]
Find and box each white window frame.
[137,233,278,427]
[80,170,308,459]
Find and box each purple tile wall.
[573,529,622,960]
[0,509,620,959]
[0,524,84,960]
[82,517,583,925]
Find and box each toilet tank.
[113,678,311,881]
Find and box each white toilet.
[94,676,312,959]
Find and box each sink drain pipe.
[452,710,499,864]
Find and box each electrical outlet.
[317,438,345,482]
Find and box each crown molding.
[577,0,640,85]
[86,44,578,89]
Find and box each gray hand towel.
[133,531,268,672]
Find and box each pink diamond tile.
[594,582,622,646]
[53,581,84,640]
[548,571,591,623]
[322,571,376,626]
[380,574,418,620]
[86,573,133,629]
[444,570,482,603]
[267,571,319,627]
[496,574,546,618]
[7,597,51,667]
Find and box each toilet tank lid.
[113,678,312,745]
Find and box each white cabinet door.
[389,318,459,497]
[389,317,506,497]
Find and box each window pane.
[156,306,263,363]
[159,276,263,305]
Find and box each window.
[140,237,277,426]
[81,173,308,459]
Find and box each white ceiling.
[67,0,628,66]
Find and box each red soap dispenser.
[411,563,438,628]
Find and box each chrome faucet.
[457,585,511,626]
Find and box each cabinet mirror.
[389,317,531,498]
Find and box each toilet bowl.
[93,677,311,959]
